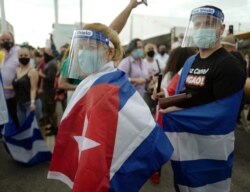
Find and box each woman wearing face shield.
[160,5,246,192]
[48,23,173,192]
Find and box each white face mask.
[193,28,218,48]
[78,49,106,74]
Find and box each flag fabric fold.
[48,69,173,192]
[162,55,243,192]
[2,112,52,166]
[0,72,8,125]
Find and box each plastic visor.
[182,7,224,48]
[65,30,113,79]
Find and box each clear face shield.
[182,6,224,49]
[65,30,114,80]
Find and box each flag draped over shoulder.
[0,72,8,125]
[162,56,243,192]
[2,112,52,165]
[48,69,173,192]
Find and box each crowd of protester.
[1,1,250,191]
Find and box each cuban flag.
[162,56,243,192]
[0,71,8,126]
[2,112,52,165]
[48,67,173,192]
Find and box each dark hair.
[163,47,196,78]
[34,50,42,58]
[125,38,142,56]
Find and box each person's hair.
[34,50,42,58]
[83,23,123,63]
[163,47,196,78]
[125,38,142,56]
[1,31,15,44]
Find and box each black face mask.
[160,50,166,56]
[1,41,14,51]
[44,53,54,63]
[147,50,155,58]
[19,58,30,65]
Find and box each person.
[155,44,169,70]
[221,34,247,72]
[245,53,250,76]
[221,35,249,131]
[0,71,8,139]
[48,23,173,192]
[42,48,58,136]
[171,33,184,50]
[12,47,40,126]
[152,47,197,125]
[150,47,196,184]
[160,5,246,192]
[143,42,161,114]
[58,47,82,104]
[118,38,149,97]
[0,32,20,127]
[0,48,5,65]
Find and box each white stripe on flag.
[110,91,156,179]
[178,178,231,192]
[6,140,51,163]
[12,121,39,140]
[48,171,73,189]
[166,131,234,161]
[62,70,116,121]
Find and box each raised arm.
[109,0,144,34]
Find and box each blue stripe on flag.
[163,91,243,135]
[110,124,173,192]
[3,112,52,165]
[92,70,136,110]
[171,152,233,188]
[4,129,44,150]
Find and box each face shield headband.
[74,30,114,48]
[190,7,224,24]
[65,30,114,80]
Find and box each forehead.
[136,41,143,48]
[0,33,13,41]
[18,48,30,55]
[192,15,221,27]
[146,45,154,50]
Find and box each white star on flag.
[74,115,100,160]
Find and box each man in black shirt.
[161,5,246,192]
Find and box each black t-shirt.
[179,47,246,108]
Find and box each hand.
[128,0,143,9]
[159,106,182,113]
[151,84,165,100]
[134,77,145,84]
[151,90,165,100]
[30,102,36,111]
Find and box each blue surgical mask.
[78,50,103,74]
[131,48,144,58]
[193,28,217,48]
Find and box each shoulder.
[118,57,131,70]
[28,68,38,77]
